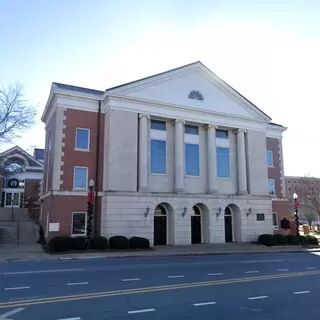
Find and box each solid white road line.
[3,269,83,275]
[277,269,289,271]
[66,282,88,286]
[245,271,259,274]
[241,259,285,263]
[128,309,155,314]
[306,267,316,270]
[168,275,184,278]
[121,278,140,282]
[248,296,268,300]
[0,307,25,318]
[293,291,310,295]
[4,286,30,291]
[56,318,81,320]
[207,273,223,276]
[193,301,216,307]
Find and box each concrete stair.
[0,208,30,222]
[0,221,37,244]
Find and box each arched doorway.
[224,204,241,242]
[154,204,167,245]
[191,205,202,244]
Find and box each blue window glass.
[268,179,275,195]
[216,147,230,177]
[185,144,200,176]
[73,167,88,189]
[151,120,166,131]
[150,140,166,174]
[266,150,273,167]
[185,125,199,135]
[216,129,228,139]
[76,128,90,150]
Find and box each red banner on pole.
[88,191,94,202]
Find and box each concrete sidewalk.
[1,242,320,263]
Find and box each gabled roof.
[0,146,44,167]
[43,61,275,123]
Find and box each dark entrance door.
[224,206,233,242]
[154,216,167,245]
[191,215,201,244]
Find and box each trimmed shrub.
[109,236,130,249]
[274,234,287,245]
[91,236,109,250]
[48,236,71,253]
[129,236,150,249]
[306,235,319,245]
[285,235,294,244]
[299,235,309,245]
[70,236,88,250]
[258,234,277,246]
[291,235,301,245]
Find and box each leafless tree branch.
[0,82,37,143]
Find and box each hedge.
[109,235,130,249]
[258,234,319,246]
[258,234,277,246]
[48,236,72,252]
[129,236,150,249]
[70,237,88,250]
[91,236,109,250]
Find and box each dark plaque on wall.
[280,218,290,230]
[8,178,19,189]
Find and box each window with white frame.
[151,120,166,131]
[266,150,273,167]
[72,212,87,236]
[268,179,276,196]
[216,129,230,178]
[75,128,90,151]
[73,167,88,190]
[272,212,278,229]
[185,124,200,176]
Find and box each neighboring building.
[40,61,289,245]
[0,146,44,213]
[285,176,320,222]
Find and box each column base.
[175,188,186,194]
[208,189,218,194]
[138,186,149,192]
[238,190,248,195]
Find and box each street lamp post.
[87,179,95,242]
[293,193,300,237]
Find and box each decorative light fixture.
[246,207,252,216]
[293,193,300,237]
[216,207,222,217]
[182,206,187,217]
[144,206,150,217]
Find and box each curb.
[3,248,320,263]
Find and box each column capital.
[233,128,247,135]
[206,124,218,130]
[139,113,150,119]
[173,119,185,126]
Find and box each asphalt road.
[1,252,320,319]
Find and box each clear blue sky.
[1,0,319,176]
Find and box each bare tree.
[0,82,36,143]
[303,211,317,229]
[294,176,320,219]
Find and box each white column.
[235,129,248,194]
[138,114,150,191]
[174,119,185,192]
[206,124,218,193]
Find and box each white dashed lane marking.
[248,296,268,300]
[121,278,140,282]
[193,301,216,307]
[168,275,185,278]
[306,267,316,270]
[207,273,223,276]
[293,291,310,295]
[4,286,30,291]
[128,309,155,314]
[245,271,259,274]
[66,282,88,286]
[277,269,289,272]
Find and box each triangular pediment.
[0,146,44,168]
[106,62,271,122]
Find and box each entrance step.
[0,221,37,245]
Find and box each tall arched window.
[188,90,204,101]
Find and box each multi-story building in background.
[39,61,290,245]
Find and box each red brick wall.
[60,109,105,191]
[25,179,40,202]
[43,111,57,193]
[266,137,283,198]
[41,194,102,240]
